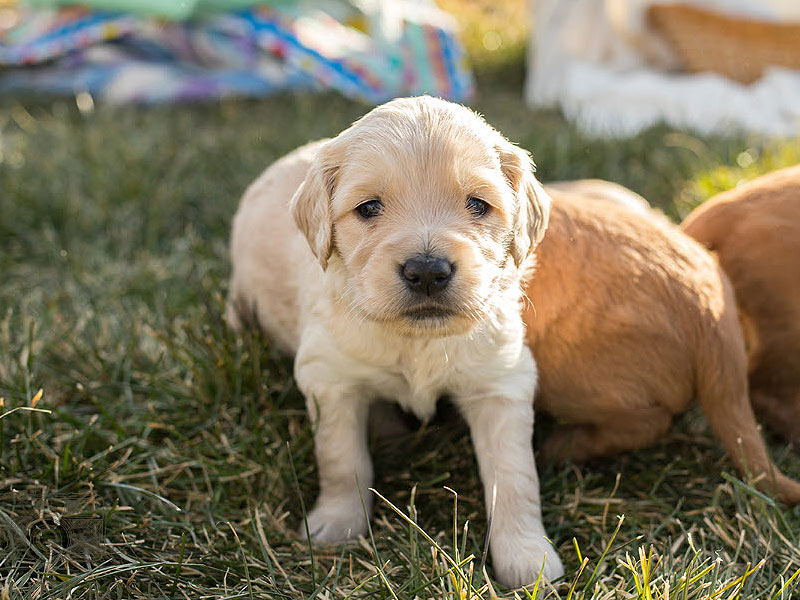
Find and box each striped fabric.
[0,2,474,104]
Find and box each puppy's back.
[545,179,651,216]
[526,192,722,421]
[227,140,327,351]
[682,166,800,441]
[526,192,800,502]
[681,166,800,321]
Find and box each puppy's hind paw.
[540,425,594,464]
[299,498,369,544]
[492,535,564,589]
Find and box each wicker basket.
[647,3,800,84]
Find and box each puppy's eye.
[466,196,490,217]
[356,199,383,219]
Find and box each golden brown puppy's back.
[527,192,800,503]
[681,166,800,334]
[682,166,800,444]
[529,193,714,419]
[682,166,800,243]
[545,179,651,216]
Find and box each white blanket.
[525,0,800,137]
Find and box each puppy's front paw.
[299,497,369,543]
[492,533,564,589]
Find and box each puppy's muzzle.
[400,254,454,297]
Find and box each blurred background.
[1,0,799,135]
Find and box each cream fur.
[227,97,563,588]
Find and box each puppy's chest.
[373,343,465,420]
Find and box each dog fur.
[525,182,800,503]
[227,97,563,587]
[545,179,651,215]
[682,166,800,443]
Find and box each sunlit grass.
[675,140,800,218]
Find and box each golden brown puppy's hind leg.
[696,291,800,504]
[747,330,800,443]
[751,390,800,446]
[541,406,673,464]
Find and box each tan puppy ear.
[290,142,341,270]
[496,143,551,266]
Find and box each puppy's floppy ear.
[496,142,551,266]
[290,141,342,270]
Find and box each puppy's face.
[292,97,550,337]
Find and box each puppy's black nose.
[401,255,453,296]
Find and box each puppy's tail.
[696,287,800,504]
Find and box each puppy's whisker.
[521,289,536,318]
[338,283,371,326]
[519,287,533,308]
[345,298,369,326]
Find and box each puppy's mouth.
[401,305,456,321]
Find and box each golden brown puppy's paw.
[491,532,564,588]
[541,409,675,464]
[540,425,595,465]
[300,495,370,543]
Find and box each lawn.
[2,1,800,598]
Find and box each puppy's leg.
[541,406,673,463]
[295,359,373,543]
[459,394,564,587]
[751,389,800,444]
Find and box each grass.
[2,0,800,598]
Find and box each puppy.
[682,166,800,442]
[545,179,651,215]
[227,97,563,587]
[524,182,800,503]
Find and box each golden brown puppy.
[545,179,651,215]
[228,97,562,587]
[682,166,800,442]
[525,184,800,502]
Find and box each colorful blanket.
[0,1,474,104]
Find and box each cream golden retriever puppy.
[527,181,800,503]
[682,166,800,442]
[227,96,562,587]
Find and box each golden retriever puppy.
[227,97,563,587]
[545,179,651,215]
[682,166,800,442]
[524,183,800,503]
